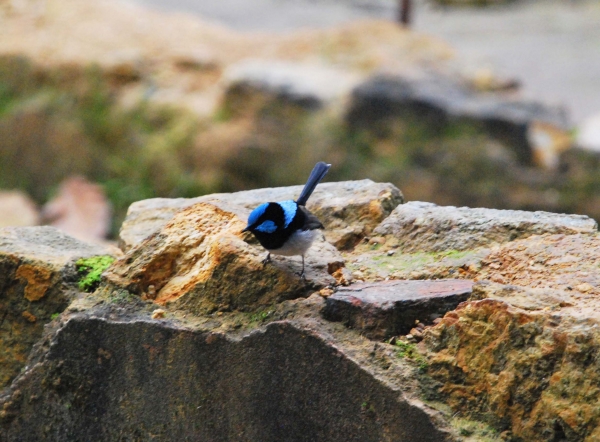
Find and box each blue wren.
[242,161,331,278]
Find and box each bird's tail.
[296,162,331,206]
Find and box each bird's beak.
[241,226,250,233]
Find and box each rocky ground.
[1,0,599,236]
[1,180,599,441]
[1,2,600,438]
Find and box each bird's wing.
[299,206,324,230]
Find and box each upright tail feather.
[296,162,331,206]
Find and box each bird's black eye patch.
[259,203,285,228]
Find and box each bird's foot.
[262,253,272,267]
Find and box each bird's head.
[242,200,297,234]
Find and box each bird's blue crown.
[278,200,297,228]
[246,200,298,233]
[247,202,269,227]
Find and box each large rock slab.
[119,180,403,251]
[469,233,600,297]
[374,201,597,252]
[323,279,473,339]
[0,308,453,441]
[347,74,570,167]
[423,292,600,441]
[223,60,361,111]
[105,201,344,314]
[0,226,117,389]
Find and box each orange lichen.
[15,264,53,302]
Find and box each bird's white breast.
[268,229,320,256]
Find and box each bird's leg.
[262,253,271,266]
[298,255,306,280]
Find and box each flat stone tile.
[323,279,473,339]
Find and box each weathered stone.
[118,180,403,251]
[0,304,454,441]
[374,201,597,252]
[347,73,569,167]
[0,190,39,228]
[576,112,600,153]
[423,291,600,441]
[223,60,361,111]
[432,0,519,4]
[106,201,343,314]
[469,233,600,296]
[0,226,117,389]
[41,176,112,242]
[323,279,473,339]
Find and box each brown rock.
[473,233,600,296]
[423,280,600,441]
[323,279,473,340]
[118,180,403,251]
[375,201,597,252]
[0,226,118,389]
[105,201,342,314]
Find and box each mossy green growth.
[76,255,115,292]
[452,417,501,441]
[248,309,275,325]
[395,340,428,372]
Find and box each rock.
[105,201,343,314]
[223,60,361,111]
[526,120,572,169]
[471,233,600,295]
[423,292,600,441]
[118,180,403,251]
[468,67,520,93]
[0,226,117,389]
[41,176,112,242]
[0,307,453,441]
[347,73,569,166]
[576,112,600,152]
[323,279,473,340]
[374,201,597,252]
[0,190,39,227]
[432,0,520,5]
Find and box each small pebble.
[151,309,165,319]
[368,236,386,245]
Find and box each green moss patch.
[76,255,116,292]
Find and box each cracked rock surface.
[1,182,599,441]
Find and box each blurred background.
[0,0,599,242]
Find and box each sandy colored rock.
[471,233,600,296]
[42,176,112,242]
[374,201,597,252]
[106,201,343,314]
[0,190,39,227]
[118,180,403,251]
[0,226,118,389]
[423,292,600,441]
[223,60,361,110]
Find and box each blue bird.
[242,161,331,278]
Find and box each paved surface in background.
[129,0,600,125]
